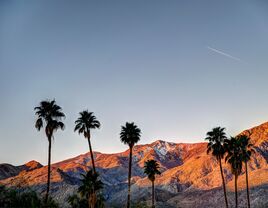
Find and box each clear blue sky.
[1,0,268,165]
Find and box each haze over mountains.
[1,122,268,207]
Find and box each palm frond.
[205,127,227,160]
[74,111,100,139]
[120,122,141,147]
[78,170,103,198]
[225,137,243,175]
[35,118,43,131]
[34,99,65,137]
[144,159,161,181]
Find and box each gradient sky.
[1,0,268,165]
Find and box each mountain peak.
[24,160,43,170]
[150,140,177,156]
[151,139,175,146]
[240,121,268,145]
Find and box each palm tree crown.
[120,122,141,148]
[237,134,255,208]
[225,137,243,176]
[225,136,245,208]
[34,99,65,203]
[144,160,161,182]
[74,111,100,139]
[144,159,160,208]
[74,110,100,174]
[35,100,65,138]
[205,126,229,208]
[205,127,227,161]
[238,135,255,163]
[120,122,141,208]
[78,170,103,199]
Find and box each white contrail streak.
[207,46,244,63]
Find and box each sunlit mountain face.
[1,122,268,207]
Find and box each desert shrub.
[0,185,58,208]
[132,202,149,208]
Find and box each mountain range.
[1,122,268,207]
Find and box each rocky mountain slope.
[0,160,43,180]
[1,122,268,207]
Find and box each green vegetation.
[132,202,150,208]
[0,185,58,208]
[74,111,101,173]
[110,202,149,208]
[68,194,88,208]
[239,134,255,208]
[120,122,141,208]
[78,170,104,208]
[144,160,161,208]
[74,111,101,207]
[206,127,255,208]
[68,170,104,208]
[205,127,229,208]
[34,100,65,203]
[225,137,243,208]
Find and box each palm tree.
[225,137,243,208]
[205,127,229,208]
[34,99,65,202]
[144,160,161,208]
[237,134,255,208]
[67,194,82,208]
[120,122,141,208]
[78,170,103,208]
[74,111,100,173]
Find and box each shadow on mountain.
[167,183,268,208]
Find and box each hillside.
[1,122,268,207]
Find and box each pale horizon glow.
[1,0,268,165]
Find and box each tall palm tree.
[225,137,243,208]
[144,160,161,208]
[74,111,100,173]
[120,122,141,208]
[237,134,255,208]
[205,127,229,208]
[78,170,103,208]
[34,99,65,202]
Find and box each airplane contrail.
[207,46,244,63]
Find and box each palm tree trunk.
[90,192,97,208]
[86,131,96,208]
[152,180,155,208]
[93,193,97,208]
[219,159,228,208]
[127,146,133,208]
[88,137,96,173]
[245,162,250,208]
[88,196,91,208]
[235,174,238,208]
[45,138,52,203]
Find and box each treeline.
[0,185,58,208]
[205,127,255,208]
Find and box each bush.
[0,185,58,208]
[132,202,149,208]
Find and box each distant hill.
[0,160,43,180]
[1,122,268,207]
